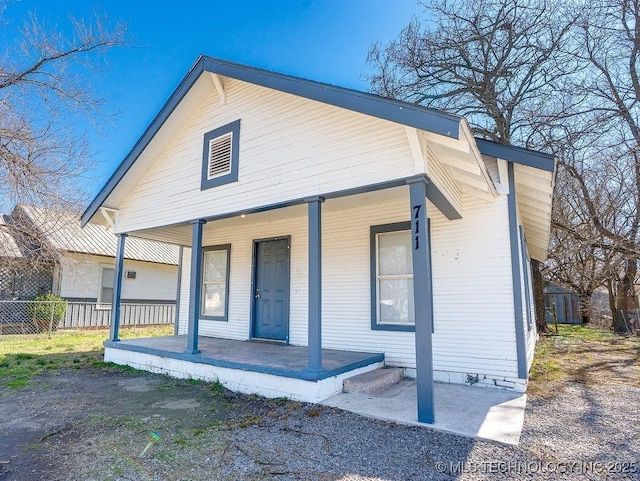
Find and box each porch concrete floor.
[322,378,527,446]
[106,335,384,381]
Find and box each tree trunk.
[531,259,547,333]
[577,289,592,324]
[606,278,620,332]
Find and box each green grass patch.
[529,324,640,397]
[0,326,173,389]
[552,324,615,342]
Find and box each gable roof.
[17,205,179,265]
[0,215,26,259]
[80,55,556,261]
[82,56,472,227]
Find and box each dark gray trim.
[519,226,533,331]
[192,175,460,226]
[369,221,415,332]
[408,179,435,424]
[174,246,183,335]
[250,236,291,342]
[88,175,462,247]
[81,54,464,227]
[201,119,240,190]
[109,233,127,342]
[508,163,528,379]
[186,220,205,354]
[200,244,231,321]
[104,339,384,382]
[307,198,323,373]
[200,56,462,138]
[476,139,555,172]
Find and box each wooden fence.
[61,302,176,329]
[0,301,175,335]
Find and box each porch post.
[507,163,528,378]
[408,177,435,424]
[186,219,206,354]
[306,196,325,373]
[109,233,127,342]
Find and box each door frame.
[249,235,291,342]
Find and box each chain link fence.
[0,300,175,336]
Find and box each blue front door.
[252,238,290,341]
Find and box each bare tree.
[366,0,580,332]
[0,1,126,213]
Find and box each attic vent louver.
[201,119,240,191]
[207,132,233,179]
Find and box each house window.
[370,222,415,331]
[201,244,231,320]
[201,120,240,190]
[98,266,115,306]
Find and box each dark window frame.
[370,221,416,332]
[201,120,240,190]
[200,244,231,321]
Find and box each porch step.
[343,367,404,394]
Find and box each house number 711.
[413,204,422,250]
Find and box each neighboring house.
[81,56,555,423]
[0,214,53,300]
[14,205,180,307]
[10,205,180,310]
[544,284,581,324]
[1,206,179,313]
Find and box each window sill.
[371,323,415,332]
[200,315,228,322]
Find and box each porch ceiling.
[125,186,426,246]
[514,164,555,261]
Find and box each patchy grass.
[528,324,640,398]
[0,326,173,389]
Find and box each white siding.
[176,191,519,381]
[178,208,308,342]
[177,248,191,334]
[58,252,178,301]
[323,194,517,378]
[115,78,417,233]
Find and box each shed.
[544,284,581,324]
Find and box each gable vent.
[207,132,233,179]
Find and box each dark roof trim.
[82,56,462,226]
[475,138,555,172]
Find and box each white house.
[12,205,179,307]
[81,56,555,423]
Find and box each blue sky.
[3,0,421,194]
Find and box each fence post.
[552,302,558,334]
[48,301,54,339]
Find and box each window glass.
[100,267,114,305]
[202,248,228,318]
[377,231,414,325]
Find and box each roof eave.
[475,138,556,172]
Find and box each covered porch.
[104,335,384,402]
[105,178,448,420]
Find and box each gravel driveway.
[1,333,638,480]
[1,369,637,480]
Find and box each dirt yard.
[0,326,638,480]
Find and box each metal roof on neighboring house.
[0,214,25,259]
[17,205,179,265]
